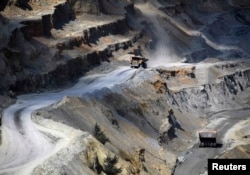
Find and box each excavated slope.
[0,0,250,175]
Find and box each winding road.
[173,108,250,175]
[0,66,138,175]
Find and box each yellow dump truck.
[130,55,148,68]
[198,129,217,147]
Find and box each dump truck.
[130,55,148,68]
[198,129,217,147]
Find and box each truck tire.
[142,62,147,68]
[200,142,204,147]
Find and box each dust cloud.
[137,3,180,67]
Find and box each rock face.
[229,0,250,8]
[1,0,250,95]
[169,68,250,113]
[1,0,250,175]
[155,61,250,112]
[69,0,101,15]
[0,1,8,11]
[0,0,141,95]
[32,83,183,175]
[30,60,250,175]
[100,0,131,15]
[195,0,228,12]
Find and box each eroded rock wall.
[162,65,250,116]
[68,0,101,15]
[0,0,136,95]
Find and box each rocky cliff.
[0,0,144,95]
[30,60,250,175]
[1,0,250,95]
[0,0,250,175]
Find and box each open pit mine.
[0,0,250,175]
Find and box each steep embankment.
[0,1,153,148]
[0,0,147,128]
[0,0,145,95]
[26,60,250,175]
[0,0,250,175]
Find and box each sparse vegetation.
[94,123,109,144]
[90,157,102,174]
[103,154,122,175]
[88,153,122,175]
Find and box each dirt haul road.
[173,108,250,175]
[0,66,138,175]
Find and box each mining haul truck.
[198,129,217,147]
[130,56,148,68]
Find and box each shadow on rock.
[15,0,33,11]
